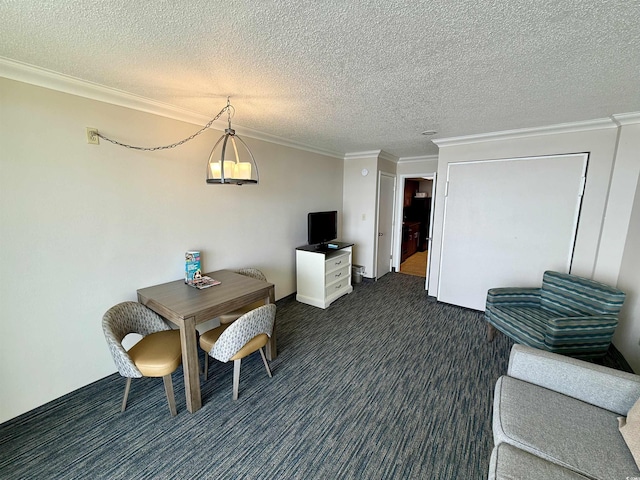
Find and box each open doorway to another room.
[399,177,434,281]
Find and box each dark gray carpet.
[0,273,631,479]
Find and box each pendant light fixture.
[89,96,258,186]
[206,97,259,185]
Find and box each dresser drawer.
[325,265,349,284]
[325,252,349,271]
[325,277,350,297]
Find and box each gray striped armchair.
[485,271,626,358]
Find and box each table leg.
[179,316,202,413]
[265,286,277,361]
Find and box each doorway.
[394,174,436,289]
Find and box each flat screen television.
[308,211,337,246]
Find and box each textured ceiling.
[1,1,639,158]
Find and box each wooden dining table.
[137,269,276,413]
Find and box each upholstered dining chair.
[200,304,276,400]
[485,270,626,358]
[102,301,182,416]
[218,268,268,325]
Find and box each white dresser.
[295,242,354,309]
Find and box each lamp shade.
[206,128,258,185]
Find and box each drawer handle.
[335,260,342,265]
[335,284,342,289]
[335,272,342,277]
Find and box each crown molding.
[232,125,343,159]
[432,117,619,148]
[612,112,640,126]
[0,56,216,125]
[397,154,439,163]
[344,150,398,163]
[378,150,399,163]
[0,56,344,159]
[344,150,383,160]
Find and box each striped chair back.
[540,271,625,317]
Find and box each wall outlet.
[86,128,99,145]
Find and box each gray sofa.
[489,344,640,480]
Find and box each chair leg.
[233,359,241,400]
[121,377,132,412]
[203,354,209,381]
[487,323,497,342]
[259,348,272,378]
[163,374,177,416]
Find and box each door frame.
[394,173,437,290]
[375,172,397,279]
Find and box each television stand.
[296,242,354,309]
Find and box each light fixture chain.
[96,105,229,151]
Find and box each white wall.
[396,157,438,177]
[616,181,640,372]
[342,152,399,278]
[612,121,640,372]
[594,120,640,285]
[342,154,378,277]
[430,120,640,368]
[0,78,344,423]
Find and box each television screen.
[308,211,337,245]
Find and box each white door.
[376,173,396,279]
[437,153,587,310]
[424,173,436,290]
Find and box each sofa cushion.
[488,443,591,480]
[507,344,640,416]
[619,396,640,469]
[540,270,626,317]
[493,376,640,480]
[486,306,557,349]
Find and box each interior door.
[424,173,436,290]
[437,153,587,310]
[376,173,396,279]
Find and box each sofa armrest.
[544,315,618,347]
[486,288,541,308]
[507,344,640,415]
